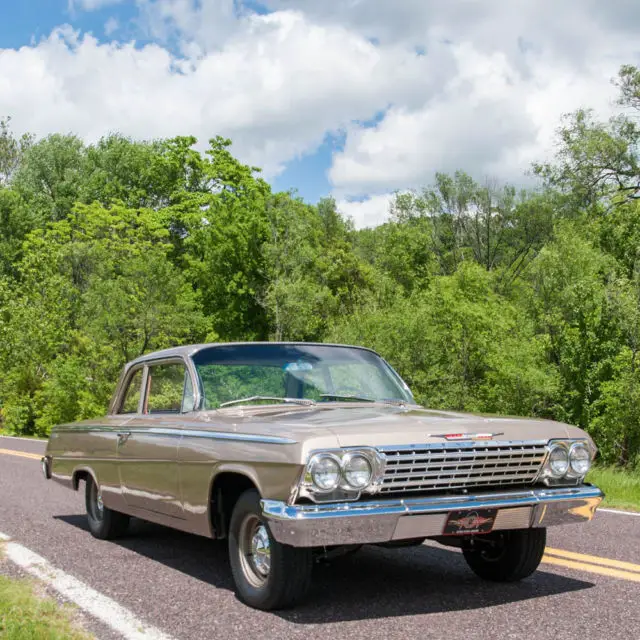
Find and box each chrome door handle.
[116,431,131,444]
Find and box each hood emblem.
[429,432,504,441]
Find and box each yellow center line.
[545,546,640,573]
[0,448,42,461]
[542,555,640,583]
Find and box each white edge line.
[599,508,640,517]
[0,533,174,640]
[0,435,47,443]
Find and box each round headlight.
[309,454,341,491]
[548,444,569,476]
[569,443,591,476]
[343,454,372,489]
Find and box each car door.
[117,359,195,518]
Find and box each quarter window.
[146,362,194,414]
[120,369,143,414]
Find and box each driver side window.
[119,368,143,414]
[145,362,195,414]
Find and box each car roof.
[127,342,379,367]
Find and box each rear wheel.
[462,528,546,582]
[85,476,130,540]
[228,489,313,610]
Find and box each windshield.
[191,343,414,409]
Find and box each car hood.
[199,403,588,449]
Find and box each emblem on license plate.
[443,509,497,535]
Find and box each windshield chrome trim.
[219,396,315,408]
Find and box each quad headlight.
[569,442,591,476]
[343,453,373,489]
[548,443,570,476]
[300,448,382,500]
[540,439,594,485]
[308,454,341,491]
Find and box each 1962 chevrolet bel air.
[42,342,604,610]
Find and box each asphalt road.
[1,435,639,640]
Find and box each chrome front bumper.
[262,485,603,547]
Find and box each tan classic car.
[43,342,604,610]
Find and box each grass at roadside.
[0,574,93,640]
[587,466,640,512]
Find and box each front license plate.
[443,509,498,535]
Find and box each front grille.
[377,441,547,495]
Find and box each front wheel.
[85,476,130,540]
[462,528,546,582]
[228,489,313,610]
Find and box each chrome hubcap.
[238,515,271,587]
[250,525,271,577]
[90,482,104,521]
[96,492,104,515]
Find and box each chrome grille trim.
[377,440,548,495]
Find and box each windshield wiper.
[319,394,409,406]
[380,398,409,406]
[319,394,375,403]
[219,396,315,408]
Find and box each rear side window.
[146,362,193,414]
[120,369,143,414]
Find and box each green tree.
[12,134,85,223]
[0,116,33,186]
[0,201,208,434]
[386,173,554,285]
[330,262,558,416]
[524,224,619,428]
[534,64,640,210]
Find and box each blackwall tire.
[228,489,313,610]
[85,476,130,540]
[462,528,546,582]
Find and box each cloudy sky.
[1,1,639,227]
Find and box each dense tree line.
[2,66,640,468]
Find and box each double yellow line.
[0,448,42,461]
[543,547,640,582]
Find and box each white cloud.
[264,0,640,63]
[3,1,640,229]
[104,17,119,36]
[329,42,630,198]
[265,1,640,207]
[337,194,395,229]
[0,13,429,177]
[69,0,125,11]
[135,0,242,52]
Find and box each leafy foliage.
[329,263,559,417]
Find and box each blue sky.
[1,2,134,49]
[1,1,638,226]
[0,0,336,202]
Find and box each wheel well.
[210,472,258,539]
[72,470,92,491]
